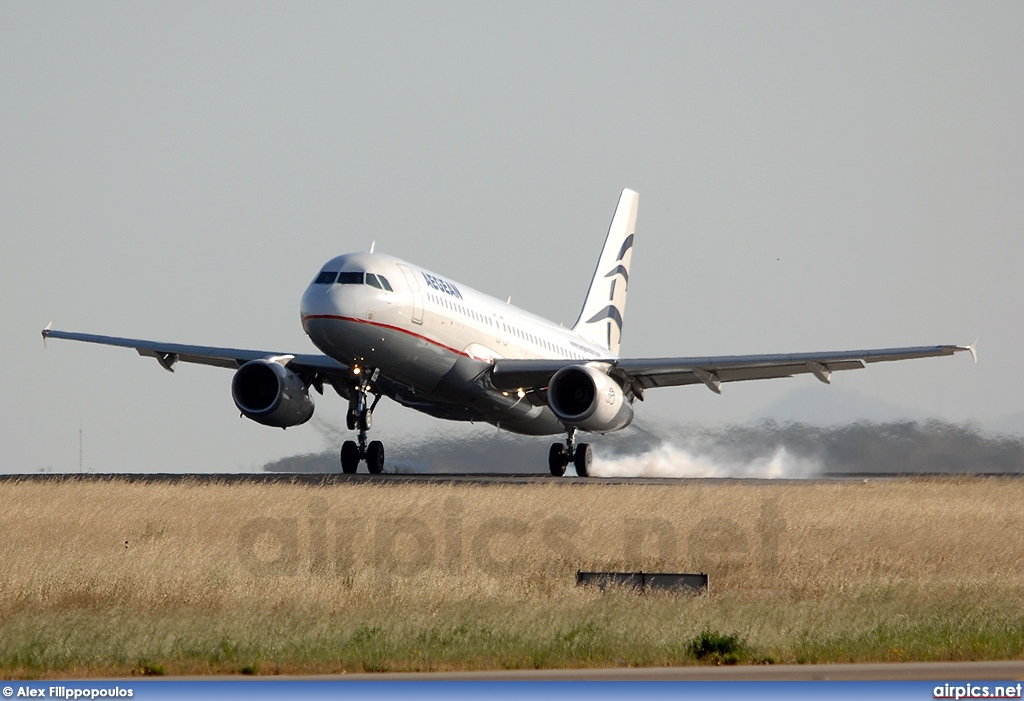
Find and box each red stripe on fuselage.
[301,314,487,363]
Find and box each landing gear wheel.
[574,443,592,477]
[341,440,360,474]
[548,444,567,476]
[342,369,385,474]
[366,440,385,474]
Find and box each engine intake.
[547,364,633,433]
[231,359,314,428]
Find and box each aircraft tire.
[574,443,592,477]
[359,410,372,431]
[366,440,385,474]
[341,440,360,473]
[548,444,567,476]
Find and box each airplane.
[41,189,977,476]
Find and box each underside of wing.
[490,358,583,392]
[491,343,976,397]
[41,328,350,383]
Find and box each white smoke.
[589,442,820,479]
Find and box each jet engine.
[547,364,633,433]
[231,359,314,428]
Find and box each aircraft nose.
[300,282,336,320]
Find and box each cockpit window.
[323,270,395,290]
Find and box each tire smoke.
[590,442,820,479]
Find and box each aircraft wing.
[40,327,349,381]
[491,342,977,397]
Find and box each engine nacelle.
[231,359,314,428]
[547,364,633,433]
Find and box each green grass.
[3,581,1023,676]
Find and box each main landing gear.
[548,427,592,477]
[340,368,385,474]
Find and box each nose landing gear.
[340,367,385,474]
[548,427,592,477]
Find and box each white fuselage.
[299,252,612,435]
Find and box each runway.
[1,472,1020,486]
[0,472,804,486]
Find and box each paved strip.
[4,472,1016,487]
[0,472,800,486]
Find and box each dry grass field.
[1,476,1023,677]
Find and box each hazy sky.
[2,2,1021,473]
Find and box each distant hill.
[667,420,1024,475]
[751,385,933,425]
[753,385,1024,439]
[264,419,1024,476]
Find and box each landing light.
[352,366,361,376]
[517,389,526,399]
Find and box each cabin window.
[315,271,337,284]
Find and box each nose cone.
[300,281,347,355]
[300,281,335,322]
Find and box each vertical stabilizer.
[571,189,639,356]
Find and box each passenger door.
[396,264,424,325]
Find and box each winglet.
[42,322,52,348]
[965,338,979,364]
